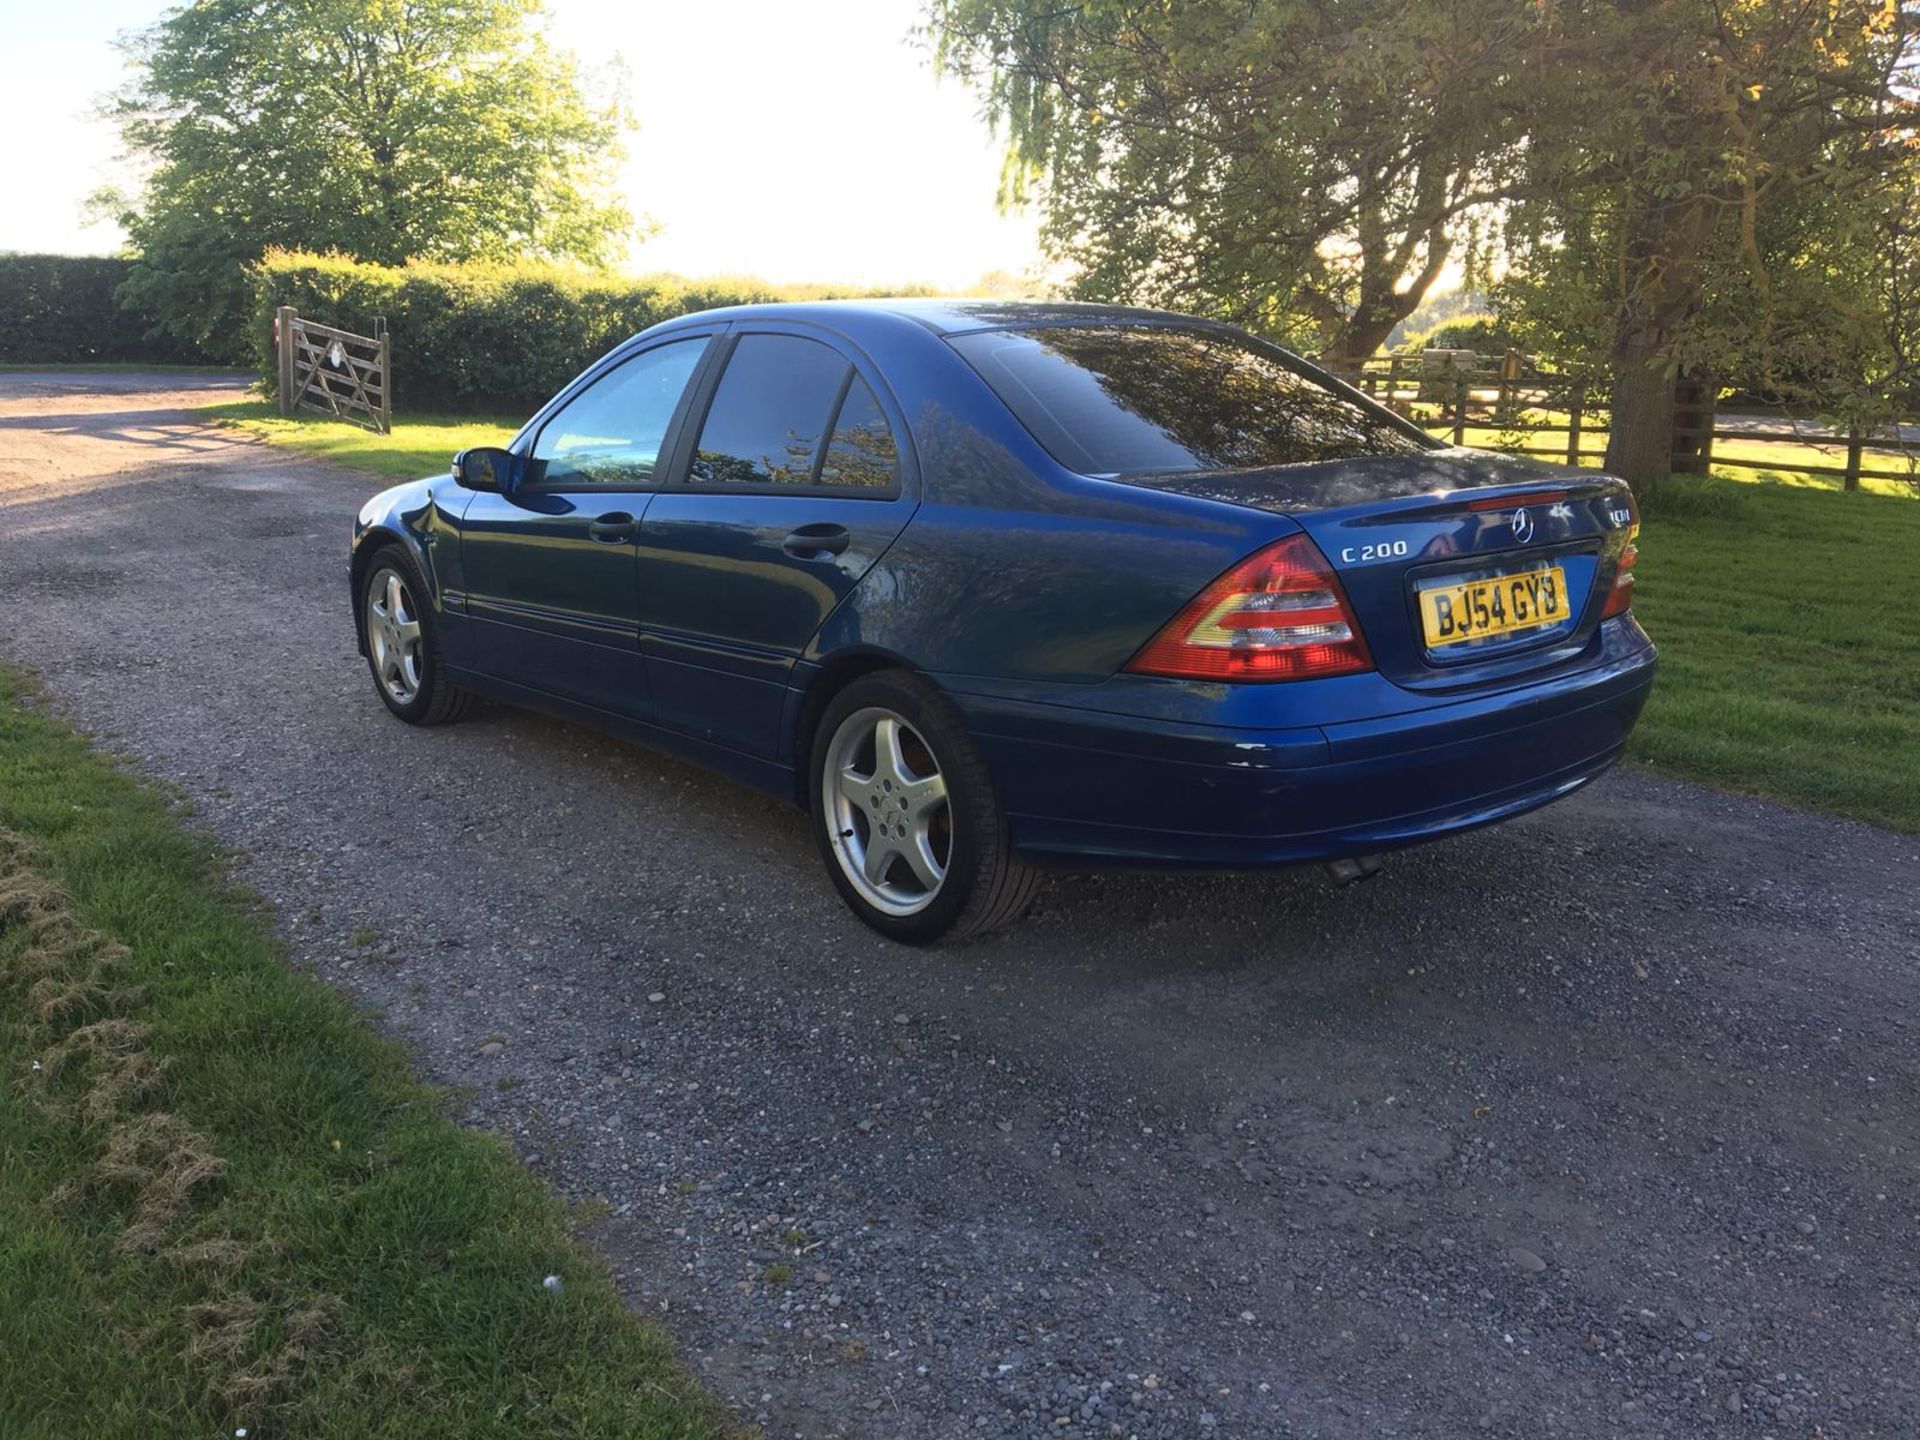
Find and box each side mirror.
[452,446,520,493]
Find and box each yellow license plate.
[1419,565,1569,648]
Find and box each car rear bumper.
[949,621,1657,867]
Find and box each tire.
[809,670,1040,944]
[359,544,474,726]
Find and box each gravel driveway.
[4,372,1917,1439]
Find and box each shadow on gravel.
[0,408,260,458]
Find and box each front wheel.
[810,672,1039,944]
[359,545,473,725]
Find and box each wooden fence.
[1325,350,1920,492]
[274,306,390,434]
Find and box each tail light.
[1126,533,1373,682]
[1602,522,1640,619]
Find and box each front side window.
[948,325,1434,476]
[690,334,900,490]
[531,337,706,487]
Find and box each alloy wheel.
[366,566,424,706]
[823,706,952,917]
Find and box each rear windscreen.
[949,325,1433,475]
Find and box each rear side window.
[948,325,1432,475]
[690,334,899,490]
[818,376,899,489]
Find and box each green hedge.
[0,255,218,365]
[1398,312,1524,358]
[248,250,933,412]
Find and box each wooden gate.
[274,306,391,433]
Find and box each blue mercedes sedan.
[351,300,1654,942]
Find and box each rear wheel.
[810,672,1039,944]
[360,545,473,725]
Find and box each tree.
[1497,151,1918,421]
[1510,0,1920,488]
[928,0,1546,360]
[102,0,633,358]
[932,0,1920,489]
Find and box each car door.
[455,334,713,719]
[638,327,917,756]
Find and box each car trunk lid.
[1110,449,1638,690]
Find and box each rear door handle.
[782,523,851,559]
[587,512,636,542]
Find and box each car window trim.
[516,330,722,494]
[666,326,907,500]
[809,364,859,486]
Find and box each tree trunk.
[1323,303,1410,366]
[1603,335,1678,489]
[1323,272,1444,364]
[1603,192,1717,490]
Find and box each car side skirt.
[444,667,797,800]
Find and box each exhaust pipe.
[1324,854,1384,885]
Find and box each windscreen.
[949,325,1433,475]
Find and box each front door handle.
[587,512,636,543]
[782,522,851,560]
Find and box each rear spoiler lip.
[1103,451,1630,520]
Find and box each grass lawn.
[204,399,522,482]
[1629,480,1920,832]
[0,665,728,1438]
[204,401,1919,833]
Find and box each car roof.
[651,297,1208,340]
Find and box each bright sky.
[0,0,1044,290]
